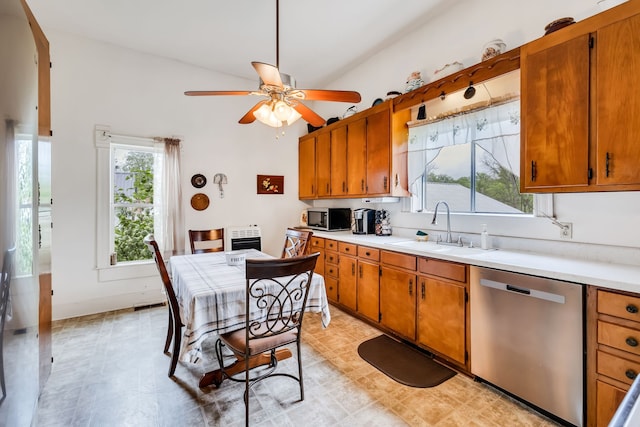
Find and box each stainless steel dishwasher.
[470,266,584,427]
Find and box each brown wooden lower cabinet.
[357,259,379,322]
[379,251,417,341]
[596,380,626,427]
[338,253,357,311]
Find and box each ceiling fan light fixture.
[254,100,301,128]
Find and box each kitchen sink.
[386,240,488,256]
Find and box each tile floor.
[36,304,561,426]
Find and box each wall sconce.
[464,82,476,99]
[417,104,426,120]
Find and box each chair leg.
[245,353,250,427]
[297,340,304,401]
[164,306,173,354]
[0,336,5,401]
[168,323,181,377]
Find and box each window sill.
[97,261,157,282]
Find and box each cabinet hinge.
[50,61,52,69]
[589,36,594,49]
[465,351,469,362]
[51,289,54,296]
[588,168,593,180]
[378,268,382,277]
[378,312,382,322]
[464,290,468,303]
[49,130,53,136]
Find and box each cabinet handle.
[421,282,425,300]
[361,179,365,191]
[365,251,370,256]
[408,279,413,296]
[345,247,350,252]
[383,176,388,190]
[606,152,611,177]
[626,369,638,380]
[626,337,638,347]
[395,173,399,187]
[326,183,329,193]
[531,160,536,182]
[342,181,346,192]
[627,304,639,314]
[352,263,355,275]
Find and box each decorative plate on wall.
[191,173,207,188]
[190,193,210,210]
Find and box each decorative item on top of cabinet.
[521,3,640,193]
[587,286,640,427]
[481,39,507,61]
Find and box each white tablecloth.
[168,249,331,363]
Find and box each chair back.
[189,228,225,254]
[0,247,16,329]
[281,228,313,258]
[245,253,319,343]
[144,235,181,319]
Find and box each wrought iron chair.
[188,228,225,254]
[214,252,320,426]
[144,234,183,377]
[0,246,15,402]
[281,228,313,258]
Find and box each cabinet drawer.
[358,246,380,262]
[325,276,338,302]
[381,250,416,271]
[418,257,466,283]
[598,320,640,356]
[339,242,357,256]
[598,290,640,323]
[325,263,339,279]
[597,350,640,386]
[325,251,339,265]
[325,239,338,251]
[310,237,325,248]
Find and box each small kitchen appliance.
[353,208,376,234]
[306,208,351,231]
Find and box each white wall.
[312,0,640,263]
[48,31,311,319]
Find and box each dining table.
[168,249,331,387]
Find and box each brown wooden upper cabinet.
[521,2,640,193]
[298,100,410,200]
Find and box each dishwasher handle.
[479,278,566,304]
[506,284,530,295]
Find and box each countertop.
[312,231,640,294]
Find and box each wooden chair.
[0,247,15,402]
[188,228,225,254]
[281,228,313,258]
[214,252,320,427]
[144,234,183,377]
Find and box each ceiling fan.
[184,0,361,128]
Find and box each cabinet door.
[316,132,331,197]
[596,380,626,427]
[417,276,466,364]
[330,126,348,196]
[521,34,590,191]
[380,267,416,340]
[357,260,379,322]
[366,109,391,195]
[347,118,367,196]
[338,255,357,311]
[298,136,316,198]
[596,14,640,186]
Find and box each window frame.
[95,125,159,282]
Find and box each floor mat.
[357,334,456,388]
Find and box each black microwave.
[307,208,352,231]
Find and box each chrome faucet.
[431,200,453,244]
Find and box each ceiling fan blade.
[293,102,325,127]
[238,100,267,124]
[296,89,362,103]
[184,90,252,96]
[252,62,283,88]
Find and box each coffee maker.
[353,208,376,234]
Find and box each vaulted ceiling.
[26,0,455,88]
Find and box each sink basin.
[386,240,489,257]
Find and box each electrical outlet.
[560,222,573,239]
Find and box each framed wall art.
[257,175,284,194]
